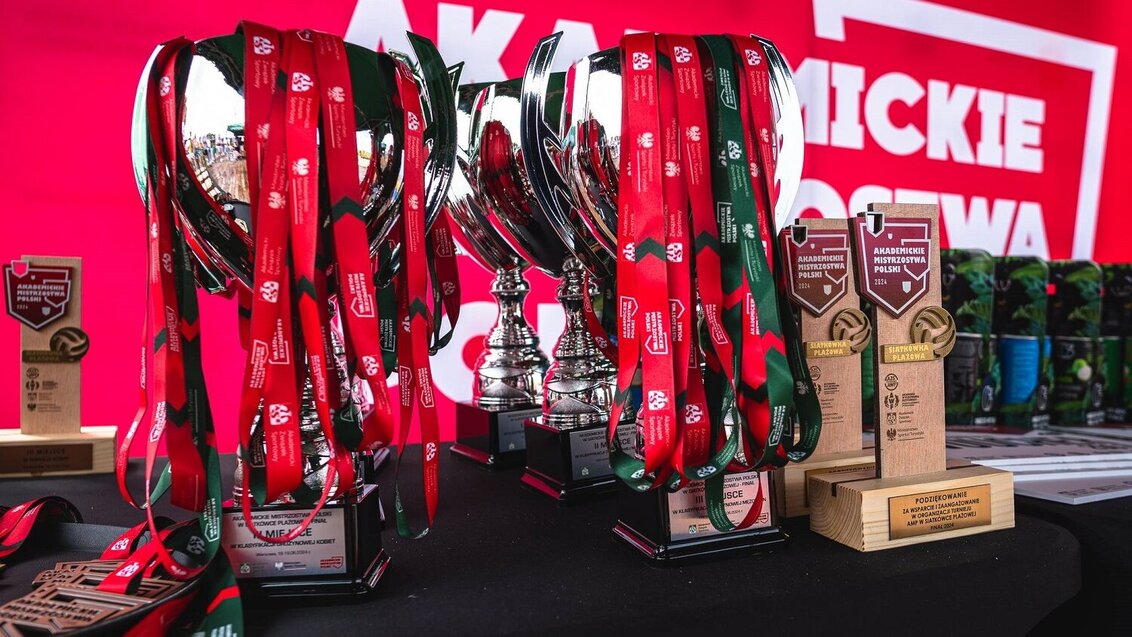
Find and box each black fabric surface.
[1017,495,1132,634]
[1,452,1083,636]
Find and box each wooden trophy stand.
[808,204,1013,551]
[1,256,115,477]
[775,219,875,518]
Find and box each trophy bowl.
[521,32,804,552]
[446,81,550,468]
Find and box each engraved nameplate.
[0,443,93,475]
[496,407,540,453]
[888,484,992,540]
[223,506,348,578]
[667,471,772,541]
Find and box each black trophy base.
[222,484,388,602]
[612,473,788,565]
[450,401,541,469]
[520,416,618,503]
[370,447,391,474]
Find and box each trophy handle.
[753,35,804,232]
[132,45,162,210]
[520,33,613,278]
[375,39,459,288]
[406,33,458,228]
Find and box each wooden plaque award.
[1,256,115,477]
[808,205,1014,551]
[775,219,875,517]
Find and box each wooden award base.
[808,462,1014,552]
[0,425,116,478]
[776,448,876,518]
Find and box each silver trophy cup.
[466,75,634,500]
[523,32,803,557]
[138,31,457,596]
[447,81,549,468]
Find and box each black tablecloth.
[1017,495,1132,634]
[1,453,1082,636]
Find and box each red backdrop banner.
[1,0,1129,453]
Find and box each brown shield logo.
[4,261,73,330]
[781,224,850,317]
[852,213,931,318]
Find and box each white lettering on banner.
[926,80,975,163]
[550,20,600,73]
[799,62,1044,170]
[344,0,413,53]
[793,181,1051,259]
[811,0,1116,259]
[437,4,523,82]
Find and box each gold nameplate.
[881,342,935,363]
[888,484,992,540]
[0,443,93,475]
[805,340,852,359]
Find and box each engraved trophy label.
[888,484,992,540]
[495,408,540,453]
[223,507,348,578]
[666,472,772,541]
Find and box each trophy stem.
[541,257,621,428]
[473,267,550,408]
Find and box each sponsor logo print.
[290,72,313,92]
[685,403,704,424]
[666,242,684,263]
[259,280,279,303]
[362,355,380,377]
[252,36,275,56]
[268,404,293,426]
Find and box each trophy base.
[520,416,621,503]
[613,470,786,564]
[369,447,391,474]
[450,401,541,469]
[0,425,116,478]
[775,448,876,518]
[222,484,388,601]
[808,463,1015,552]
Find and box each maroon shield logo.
[853,214,932,318]
[4,261,73,330]
[781,225,850,317]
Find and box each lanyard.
[729,35,822,461]
[313,30,395,452]
[701,35,790,471]
[391,58,442,539]
[0,497,82,560]
[427,213,462,352]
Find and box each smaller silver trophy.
[468,75,635,501]
[448,82,549,468]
